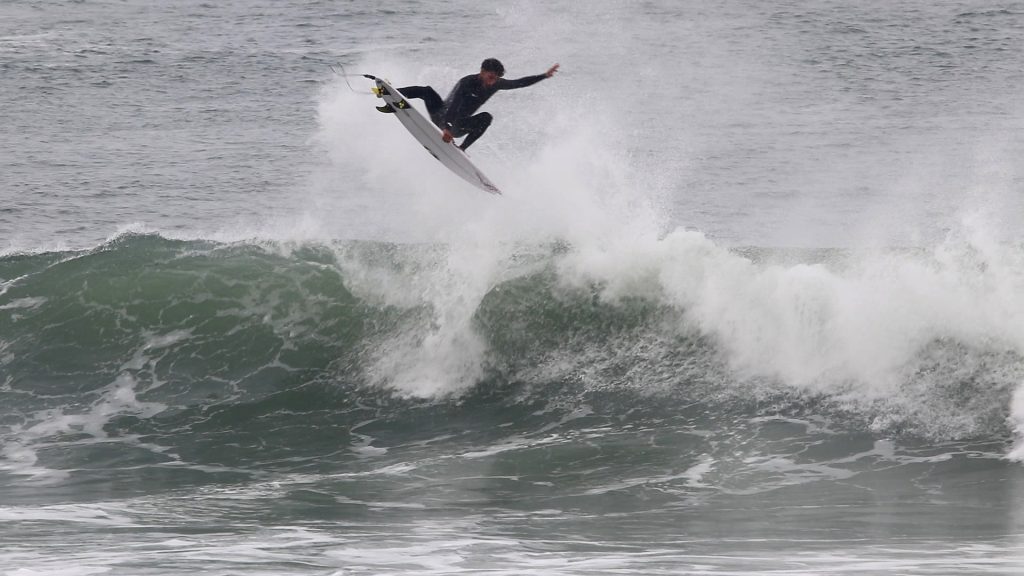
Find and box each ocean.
[3,0,1024,574]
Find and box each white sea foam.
[549,218,1024,438]
[1,373,169,485]
[22,374,165,439]
[1007,387,1024,461]
[0,503,134,526]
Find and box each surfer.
[378,58,559,150]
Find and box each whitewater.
[3,1,1024,574]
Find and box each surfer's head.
[480,58,504,87]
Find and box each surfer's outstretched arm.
[498,64,560,90]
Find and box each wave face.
[3,232,1022,500]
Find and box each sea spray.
[1009,386,1024,461]
[552,224,1024,439]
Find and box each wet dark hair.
[480,58,505,77]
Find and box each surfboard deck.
[371,77,501,195]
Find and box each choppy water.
[3,1,1024,574]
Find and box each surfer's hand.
[546,63,560,78]
[442,129,454,143]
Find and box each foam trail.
[355,241,499,397]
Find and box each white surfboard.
[371,77,501,195]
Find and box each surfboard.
[370,77,501,195]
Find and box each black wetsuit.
[398,73,547,150]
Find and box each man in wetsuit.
[378,58,560,151]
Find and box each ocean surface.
[3,1,1024,574]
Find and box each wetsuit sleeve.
[441,77,473,130]
[496,74,547,90]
